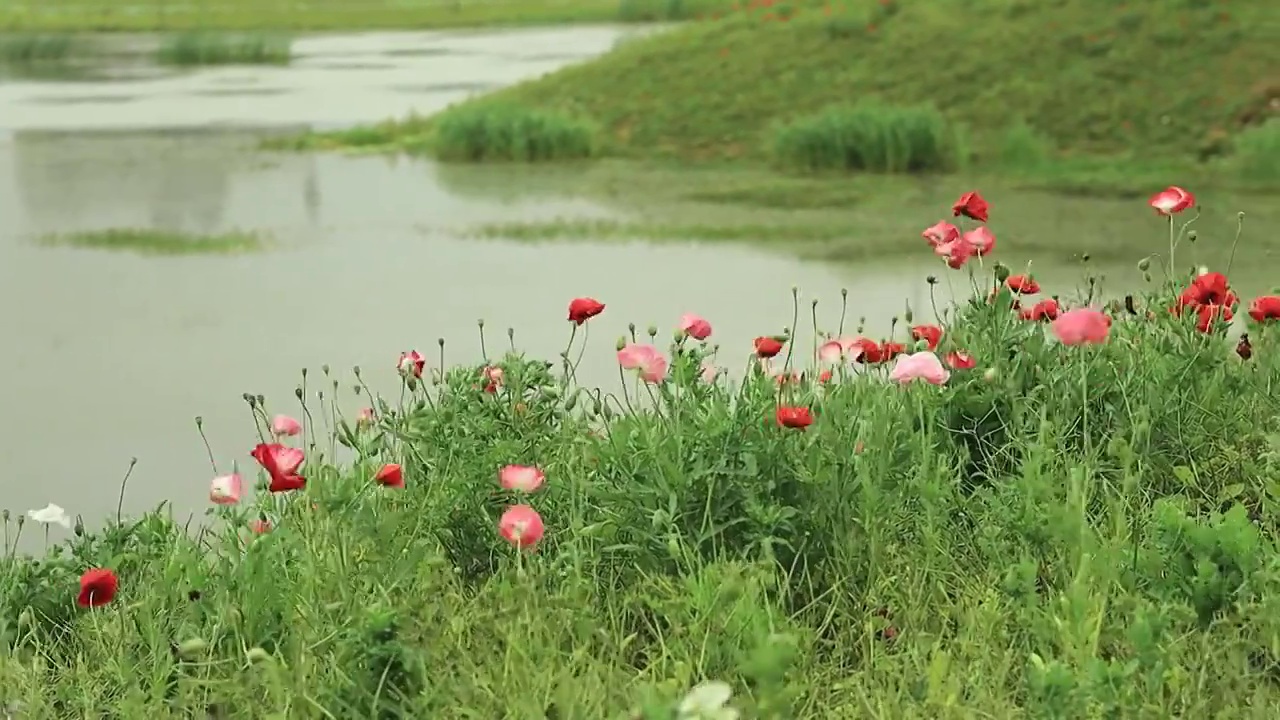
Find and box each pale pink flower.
[397,350,425,379]
[499,464,545,493]
[678,313,713,341]
[356,407,376,428]
[699,360,722,383]
[617,343,668,384]
[963,226,996,256]
[888,351,951,385]
[209,473,243,505]
[249,518,272,534]
[1148,185,1195,215]
[922,221,960,248]
[935,236,976,269]
[271,414,302,437]
[498,504,545,550]
[818,336,864,364]
[1051,308,1111,345]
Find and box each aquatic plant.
[156,31,292,66]
[771,102,959,174]
[431,102,600,162]
[6,188,1280,716]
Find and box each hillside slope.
[461,0,1279,162]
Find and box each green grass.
[770,102,959,173]
[8,200,1280,714]
[156,31,291,66]
[1232,120,1280,185]
[0,32,76,63]
[37,228,267,255]
[315,0,1278,178]
[0,0,738,31]
[433,103,601,162]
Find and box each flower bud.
[647,324,658,339]
[1137,256,1151,271]
[992,262,1011,282]
[177,637,209,658]
[1186,230,1197,243]
[982,367,999,383]
[616,336,627,351]
[245,647,273,664]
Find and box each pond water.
[0,28,1275,539]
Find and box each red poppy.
[1248,295,1280,323]
[851,337,883,363]
[817,369,833,384]
[1021,299,1061,322]
[77,568,118,608]
[1196,303,1233,333]
[951,191,989,223]
[910,324,943,350]
[775,406,813,429]
[567,297,605,325]
[1173,272,1238,333]
[945,351,976,369]
[879,341,907,361]
[251,443,306,493]
[754,336,784,358]
[374,463,404,489]
[1005,275,1040,294]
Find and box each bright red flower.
[754,336,784,358]
[851,337,883,363]
[817,369,833,383]
[1195,303,1234,333]
[567,297,605,325]
[1148,185,1195,216]
[1248,295,1280,323]
[251,443,306,493]
[963,227,996,256]
[921,221,960,248]
[1005,275,1040,294]
[879,341,907,361]
[945,351,976,369]
[952,191,989,222]
[1021,298,1061,322]
[910,324,943,350]
[77,568,118,608]
[374,463,404,489]
[935,236,975,269]
[775,406,813,429]
[1179,272,1237,308]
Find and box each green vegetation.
[8,195,1280,714]
[1232,120,1280,185]
[156,32,291,66]
[770,102,959,173]
[434,104,600,162]
[37,228,267,255]
[0,0,736,32]
[0,32,77,63]
[310,0,1277,186]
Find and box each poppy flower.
[1236,334,1253,360]
[962,227,996,256]
[952,191,990,222]
[250,443,306,493]
[498,504,545,550]
[1148,185,1195,215]
[851,337,884,363]
[945,351,976,369]
[480,365,504,393]
[397,350,425,379]
[678,312,713,340]
[1005,275,1040,294]
[910,324,942,350]
[1051,308,1110,345]
[617,343,668,383]
[1195,303,1233,333]
[921,221,959,248]
[373,463,404,489]
[754,336,784,358]
[878,341,907,361]
[888,351,950,385]
[249,518,272,534]
[776,406,814,429]
[699,360,721,383]
[209,474,242,505]
[567,297,605,324]
[1178,271,1237,308]
[935,236,975,269]
[356,407,376,428]
[499,464,545,493]
[1248,295,1280,323]
[1021,299,1061,322]
[77,568,118,608]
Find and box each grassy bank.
[301,0,1280,187]
[0,0,732,32]
[156,32,291,66]
[6,192,1280,716]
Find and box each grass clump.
[431,103,600,162]
[1231,119,1280,185]
[156,31,291,66]
[37,228,266,255]
[7,192,1280,716]
[771,102,956,173]
[0,33,74,63]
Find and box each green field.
[300,0,1279,190]
[0,0,732,31]
[6,191,1280,715]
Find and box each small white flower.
[27,503,71,529]
[678,680,739,720]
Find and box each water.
[0,28,1273,537]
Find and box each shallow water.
[0,27,1274,541]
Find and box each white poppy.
[678,680,739,720]
[27,503,71,529]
